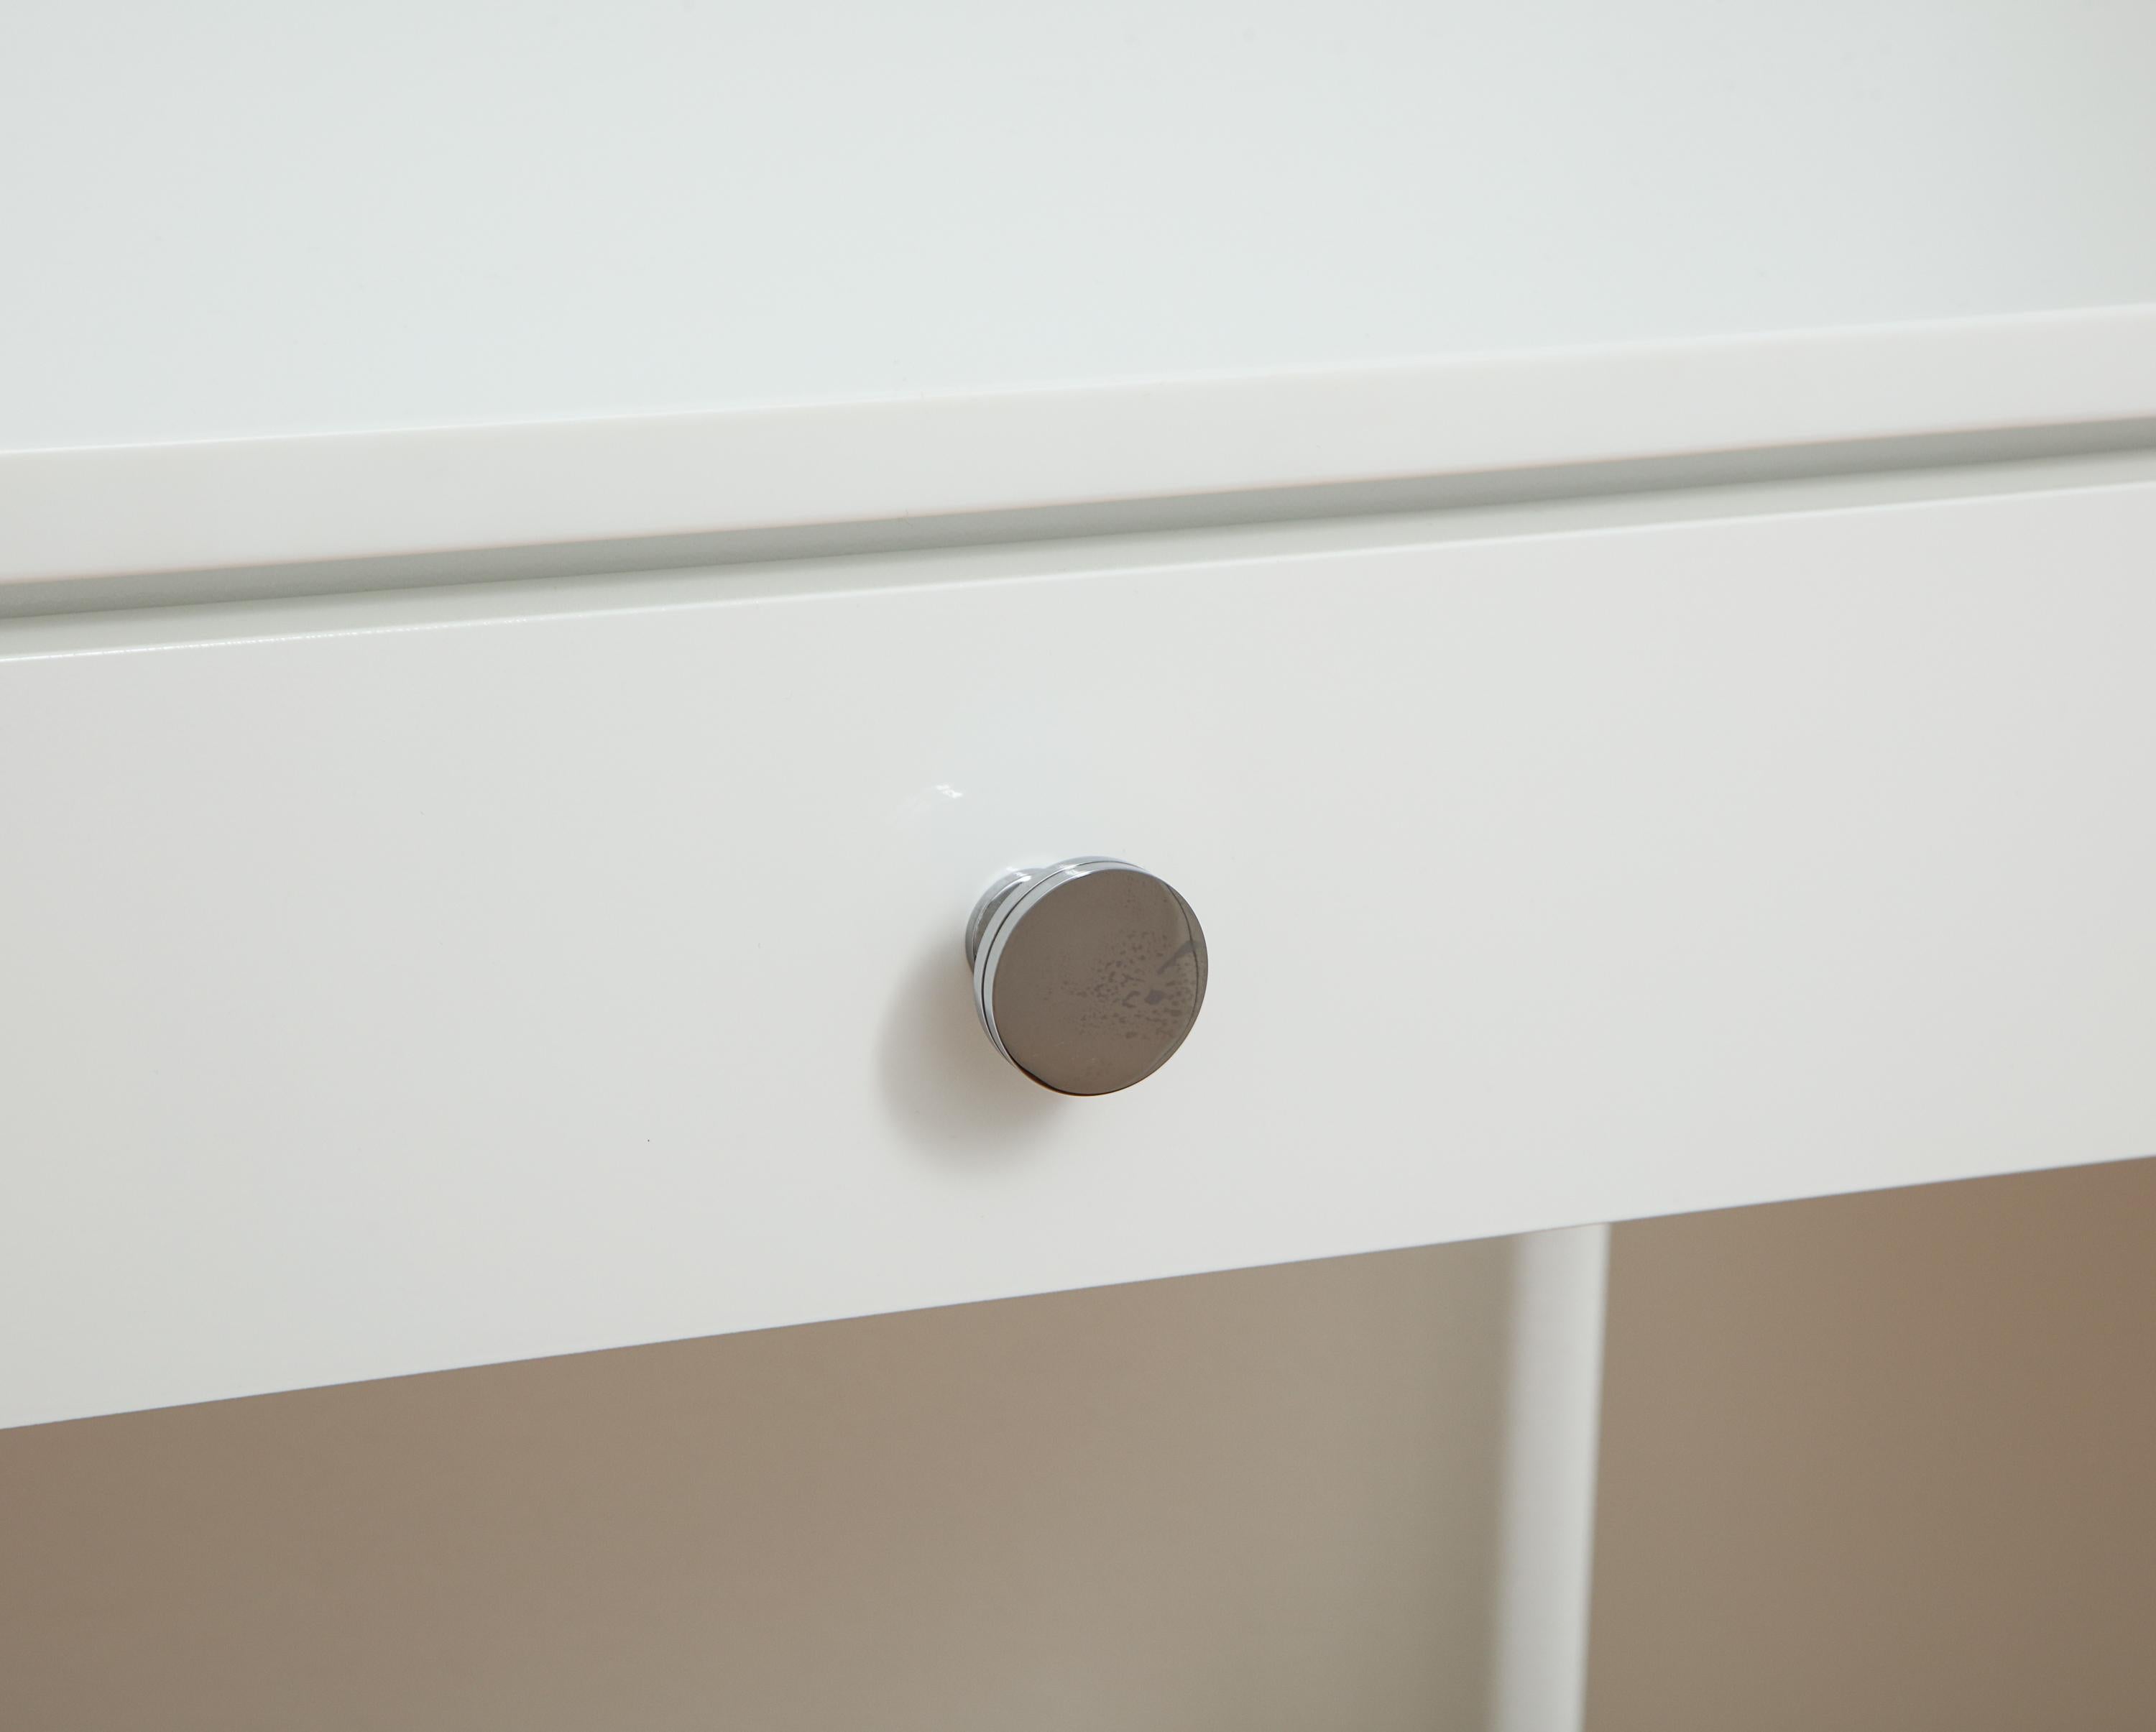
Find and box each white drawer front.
[4,480,2152,1426]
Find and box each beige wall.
[1588,1156,2156,1732]
[1,1239,1518,1732]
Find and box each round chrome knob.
[964,858,1207,1095]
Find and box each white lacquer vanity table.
[4,4,2153,1724]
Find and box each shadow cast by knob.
[875,935,1059,1162]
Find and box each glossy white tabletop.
[7,0,2155,453]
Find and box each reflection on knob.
[964,858,1207,1095]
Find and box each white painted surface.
[1490,1226,1609,1732]
[4,479,2154,1428]
[5,308,2156,590]
[6,1,2155,454]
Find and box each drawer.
[4,474,2153,1427]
